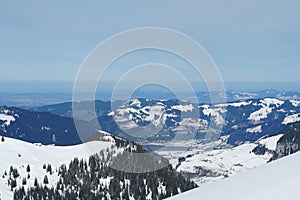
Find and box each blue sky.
[1,0,300,92]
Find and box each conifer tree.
[43,175,49,184]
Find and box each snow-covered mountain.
[94,97,300,145]
[1,134,197,200]
[30,94,300,146]
[167,151,300,200]
[0,135,114,200]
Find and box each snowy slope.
[167,152,300,200]
[282,113,300,125]
[0,106,99,145]
[0,137,114,200]
[158,135,282,186]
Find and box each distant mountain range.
[31,100,112,121]
[28,96,300,146]
[94,97,300,145]
[2,95,300,151]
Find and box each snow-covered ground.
[246,125,262,133]
[0,113,15,126]
[282,113,300,125]
[248,98,284,123]
[167,152,300,200]
[200,105,226,126]
[158,135,282,186]
[0,137,113,200]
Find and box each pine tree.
[43,175,49,184]
[34,178,38,187]
[12,168,19,179]
[26,164,30,173]
[9,166,13,176]
[46,164,52,174]
[22,177,27,185]
[11,179,17,191]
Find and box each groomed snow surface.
[167,152,300,200]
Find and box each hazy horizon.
[1,81,300,94]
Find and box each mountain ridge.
[0,106,98,145]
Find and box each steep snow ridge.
[248,98,284,123]
[246,125,262,133]
[167,152,300,200]
[282,113,300,125]
[0,137,114,200]
[0,113,16,126]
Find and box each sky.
[0,0,300,93]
